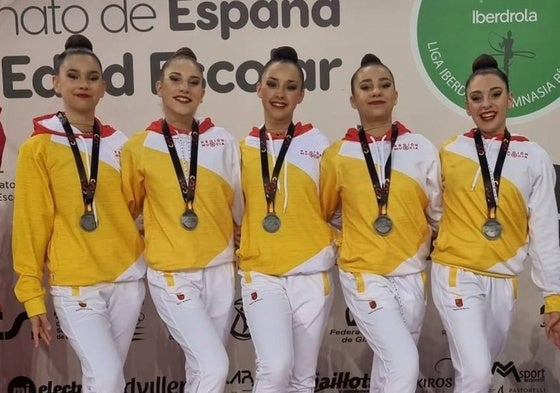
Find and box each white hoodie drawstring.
[267,132,276,167]
[470,138,499,202]
[470,168,481,191]
[176,132,191,174]
[266,132,289,214]
[372,134,388,184]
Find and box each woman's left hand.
[544,312,560,349]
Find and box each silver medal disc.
[80,212,97,232]
[482,218,502,240]
[262,213,281,233]
[181,210,199,230]
[373,215,393,236]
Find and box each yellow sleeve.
[545,294,560,313]
[13,138,54,317]
[319,143,341,222]
[121,133,146,219]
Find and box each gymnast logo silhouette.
[488,30,536,76]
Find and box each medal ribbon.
[358,124,398,216]
[473,128,510,220]
[260,123,296,214]
[57,112,100,216]
[162,119,199,212]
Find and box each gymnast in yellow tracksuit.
[238,46,336,393]
[320,53,441,393]
[121,47,243,393]
[13,34,145,393]
[431,54,560,393]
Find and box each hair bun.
[360,53,382,67]
[472,54,498,73]
[64,34,93,51]
[271,46,298,63]
[174,47,197,61]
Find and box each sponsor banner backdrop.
[1,1,559,392]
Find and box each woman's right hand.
[30,313,52,347]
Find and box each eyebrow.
[66,68,101,75]
[469,86,503,95]
[265,76,298,84]
[358,77,392,83]
[167,72,201,79]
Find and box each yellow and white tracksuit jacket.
[321,121,442,276]
[432,129,560,312]
[13,113,145,317]
[121,118,243,271]
[238,122,335,276]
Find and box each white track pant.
[51,280,145,393]
[241,270,334,393]
[339,269,426,393]
[431,262,516,393]
[148,263,235,393]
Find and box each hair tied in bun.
[472,54,498,73]
[360,53,382,67]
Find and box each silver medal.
[80,212,97,232]
[262,213,281,233]
[482,218,502,240]
[373,215,393,236]
[181,210,199,230]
